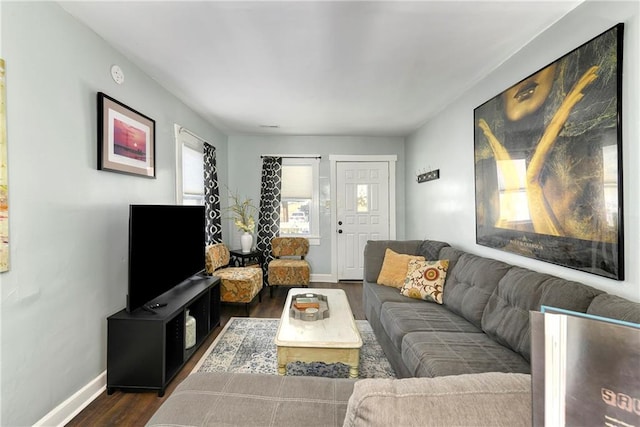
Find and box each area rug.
[193,317,396,378]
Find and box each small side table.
[229,249,263,268]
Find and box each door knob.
[338,229,343,234]
[338,221,343,225]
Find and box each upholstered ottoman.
[146,372,355,427]
[206,244,263,313]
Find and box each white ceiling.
[59,1,581,137]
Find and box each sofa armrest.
[343,373,532,427]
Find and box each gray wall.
[405,1,640,302]
[226,135,405,275]
[0,2,228,425]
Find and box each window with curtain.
[175,127,204,205]
[181,143,204,205]
[279,157,319,242]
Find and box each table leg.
[277,348,286,375]
[349,365,359,379]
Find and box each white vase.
[185,309,196,350]
[240,232,253,253]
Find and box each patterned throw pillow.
[377,248,425,288]
[400,259,449,304]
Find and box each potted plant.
[227,190,257,253]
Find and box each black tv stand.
[106,275,220,396]
[141,305,158,314]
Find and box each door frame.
[329,155,397,282]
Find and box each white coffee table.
[275,288,363,378]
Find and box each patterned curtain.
[204,143,222,245]
[256,156,282,282]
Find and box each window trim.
[279,157,320,245]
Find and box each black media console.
[106,275,220,397]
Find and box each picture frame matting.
[97,92,156,178]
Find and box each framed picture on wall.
[473,24,624,280]
[97,92,155,178]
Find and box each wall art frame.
[97,92,155,178]
[0,58,9,272]
[473,24,624,280]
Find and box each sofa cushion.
[400,259,449,303]
[377,249,425,288]
[587,293,640,323]
[380,301,481,352]
[441,251,512,329]
[481,266,604,361]
[363,282,412,323]
[343,373,532,427]
[437,246,465,277]
[363,240,423,283]
[402,331,530,377]
[416,239,451,261]
[147,372,355,427]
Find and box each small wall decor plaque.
[97,92,155,178]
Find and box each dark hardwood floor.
[66,282,364,427]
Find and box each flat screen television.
[127,204,206,313]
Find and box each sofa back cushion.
[417,239,451,261]
[363,240,423,283]
[441,250,511,329]
[587,294,640,323]
[343,373,531,427]
[482,267,604,361]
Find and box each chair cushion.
[206,243,230,273]
[215,266,262,303]
[271,237,309,257]
[268,259,310,285]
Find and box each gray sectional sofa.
[147,239,640,427]
[363,239,640,379]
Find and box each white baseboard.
[310,273,335,283]
[34,371,106,427]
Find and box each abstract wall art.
[474,24,624,280]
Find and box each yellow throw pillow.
[377,248,425,288]
[400,259,449,304]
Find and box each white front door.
[336,161,390,280]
